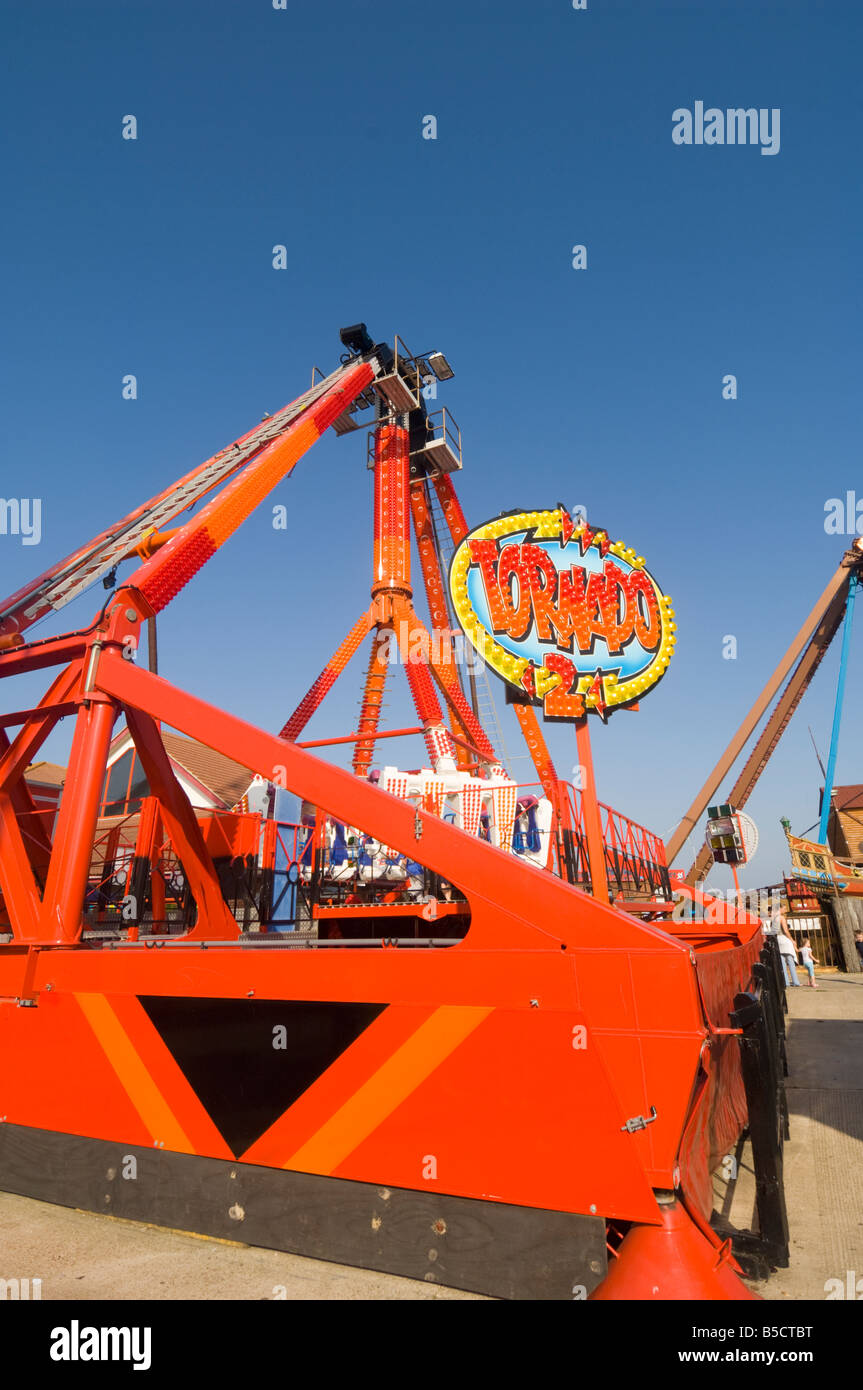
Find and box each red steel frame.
[279,422,500,777]
[0,342,767,1300]
[0,623,762,1219]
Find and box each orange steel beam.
[444,728,502,764]
[431,473,469,544]
[299,725,492,767]
[667,554,858,867]
[410,482,449,630]
[353,626,391,777]
[685,581,853,885]
[371,427,463,770]
[0,662,83,796]
[3,756,54,888]
[1,598,151,941]
[426,649,499,765]
[0,633,89,681]
[300,725,422,749]
[0,790,44,940]
[392,601,460,768]
[407,604,498,764]
[371,424,412,600]
[276,427,495,779]
[280,610,373,743]
[410,481,471,769]
[0,701,78,731]
[281,421,468,776]
[130,794,161,927]
[256,422,406,757]
[39,695,118,945]
[126,361,375,617]
[0,666,84,896]
[149,808,167,924]
[399,637,456,767]
[511,703,560,801]
[575,715,610,904]
[130,527,180,561]
[424,475,508,767]
[124,708,239,941]
[93,654,662,955]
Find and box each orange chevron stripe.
[75,993,194,1153]
[109,994,233,1158]
[240,1002,434,1166]
[284,1004,494,1175]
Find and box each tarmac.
[1,971,860,1302]
[740,971,863,1301]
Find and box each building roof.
[155,732,254,810]
[24,761,66,787]
[831,784,863,811]
[24,734,254,811]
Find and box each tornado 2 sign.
[449,506,676,720]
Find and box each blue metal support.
[818,571,858,844]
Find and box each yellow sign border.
[449,508,676,716]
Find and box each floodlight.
[427,351,455,382]
[339,323,374,355]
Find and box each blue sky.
[2,0,860,886]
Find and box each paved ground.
[0,1195,484,1301]
[1,971,859,1301]
[744,972,863,1300]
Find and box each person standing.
[768,901,789,935]
[799,938,819,989]
[776,923,801,987]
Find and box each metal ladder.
[1,359,367,636]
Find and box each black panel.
[0,1124,608,1300]
[138,996,386,1157]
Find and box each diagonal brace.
[124,707,239,941]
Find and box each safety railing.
[80,803,268,935]
[419,407,462,472]
[559,783,670,899]
[0,782,673,942]
[84,810,140,923]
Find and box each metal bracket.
[621,1105,657,1134]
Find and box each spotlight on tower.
[427,351,455,382]
[339,323,375,356]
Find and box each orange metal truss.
[0,338,768,1299]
